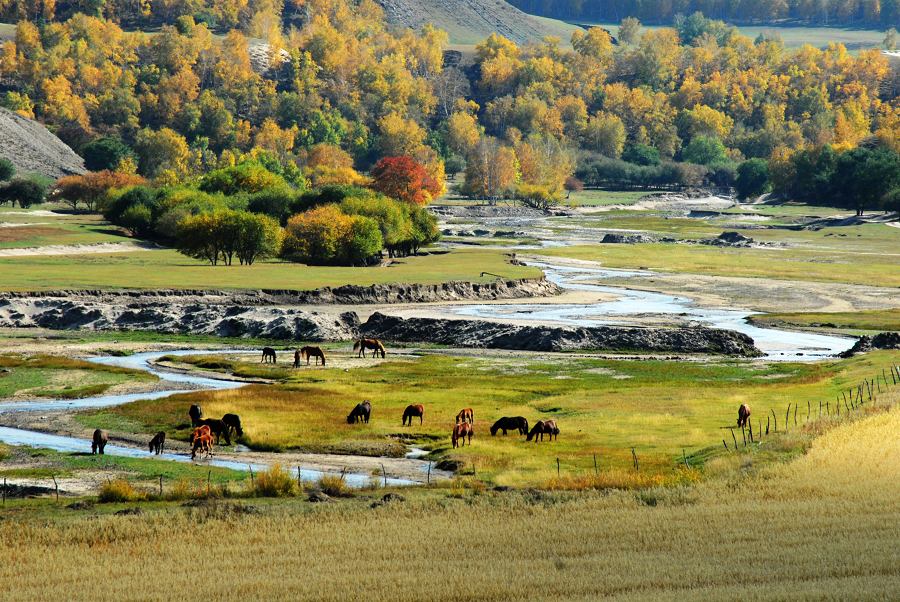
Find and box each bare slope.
[0,107,85,179]
[376,0,579,44]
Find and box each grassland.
[1,399,897,600]
[85,350,900,486]
[0,209,129,250]
[750,308,900,333]
[0,354,155,399]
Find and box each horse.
[148,431,166,455]
[526,419,559,442]
[402,404,424,426]
[452,422,473,448]
[188,404,203,427]
[91,429,108,455]
[347,400,372,424]
[196,418,231,445]
[222,413,244,438]
[737,404,751,428]
[353,338,386,358]
[190,425,212,445]
[261,347,277,364]
[455,408,474,424]
[191,431,214,460]
[300,346,326,366]
[490,416,529,436]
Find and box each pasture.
[0,354,155,399]
[750,308,900,334]
[85,349,900,487]
[0,209,127,250]
[1,400,897,600]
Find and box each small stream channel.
[0,350,418,487]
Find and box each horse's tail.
[353,340,361,352]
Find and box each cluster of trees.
[510,0,900,28]
[0,158,46,207]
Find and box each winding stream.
[450,261,855,361]
[0,350,417,487]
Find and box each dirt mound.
[0,108,85,179]
[702,231,755,247]
[361,312,762,356]
[376,0,563,44]
[839,332,900,357]
[601,233,659,244]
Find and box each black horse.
[91,429,108,455]
[490,416,529,436]
[149,431,166,455]
[261,347,277,363]
[188,404,203,427]
[223,413,244,438]
[347,401,372,424]
[196,418,231,445]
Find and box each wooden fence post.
[159,475,163,497]
[730,428,738,451]
[631,448,639,471]
[749,421,754,443]
[593,454,598,476]
[556,458,560,477]
[427,462,432,485]
[770,409,777,432]
[785,404,791,432]
[793,404,798,426]
[381,463,387,487]
[766,415,770,435]
[682,449,689,469]
[722,439,728,451]
[53,475,59,503]
[297,466,302,488]
[249,465,254,489]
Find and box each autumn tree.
[51,171,147,212]
[463,137,519,200]
[370,156,442,206]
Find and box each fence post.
[249,465,254,489]
[381,463,387,487]
[556,458,560,477]
[682,449,689,469]
[297,466,302,488]
[749,421,754,443]
[593,454,598,476]
[631,448,639,471]
[722,439,728,451]
[807,400,810,422]
[427,462,432,485]
[793,404,798,426]
[766,416,770,435]
[770,409,777,432]
[159,475,163,497]
[730,428,738,451]
[53,475,59,503]
[785,404,791,432]
[207,470,211,497]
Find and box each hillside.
[0,108,85,179]
[376,0,579,44]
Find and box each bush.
[515,184,559,211]
[199,162,287,196]
[0,158,14,181]
[682,135,728,166]
[119,204,154,237]
[98,479,148,503]
[706,162,737,187]
[82,137,133,171]
[317,474,353,497]
[253,464,296,497]
[735,158,771,199]
[283,205,383,266]
[622,144,660,166]
[247,187,296,224]
[104,186,159,224]
[0,178,46,208]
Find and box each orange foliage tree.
[50,171,147,211]
[369,156,442,205]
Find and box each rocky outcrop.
[361,313,763,356]
[839,332,900,357]
[0,107,85,179]
[601,233,659,244]
[702,231,754,247]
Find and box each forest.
[0,0,897,223]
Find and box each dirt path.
[0,241,161,257]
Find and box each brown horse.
[196,418,231,445]
[190,425,211,445]
[526,419,559,442]
[148,431,166,455]
[452,422,473,448]
[191,433,214,460]
[261,347,277,363]
[402,404,424,426]
[455,408,474,424]
[354,338,386,358]
[737,404,751,428]
[300,346,326,366]
[490,416,528,436]
[91,429,108,455]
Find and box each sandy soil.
[0,241,160,257]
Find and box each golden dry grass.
[2,399,898,601]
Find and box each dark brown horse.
[737,404,751,428]
[455,408,474,424]
[261,347,277,363]
[188,404,202,427]
[354,338,386,358]
[148,431,166,455]
[490,416,529,436]
[91,429,108,455]
[452,422,473,448]
[222,413,243,438]
[526,419,559,442]
[299,346,326,366]
[402,404,424,426]
[196,418,231,445]
[347,400,372,424]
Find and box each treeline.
[510,0,900,28]
[51,155,439,266]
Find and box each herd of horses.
[259,339,388,368]
[187,404,244,459]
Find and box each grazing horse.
[353,338,386,358]
[452,422,473,448]
[347,400,372,424]
[300,346,326,366]
[190,425,212,445]
[91,429,108,455]
[402,404,425,426]
[148,431,166,455]
[188,404,203,427]
[490,416,529,436]
[222,413,244,438]
[455,408,474,424]
[191,429,214,460]
[196,418,231,445]
[526,419,559,442]
[261,347,277,364]
[737,404,751,428]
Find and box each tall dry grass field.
[3,400,898,600]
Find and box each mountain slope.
[0,108,85,179]
[376,0,579,45]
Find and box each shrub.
[104,186,159,224]
[283,205,383,266]
[175,209,282,266]
[622,143,660,166]
[515,184,559,211]
[317,474,353,497]
[0,157,14,181]
[119,204,154,237]
[199,162,287,195]
[253,464,296,497]
[0,178,46,208]
[735,158,771,199]
[98,479,148,503]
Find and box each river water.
[0,350,416,487]
[450,261,855,361]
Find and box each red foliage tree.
[370,156,441,205]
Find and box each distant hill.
[375,0,580,45]
[0,108,85,180]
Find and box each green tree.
[81,137,133,171]
[118,204,154,237]
[682,136,728,166]
[0,178,45,207]
[735,159,771,200]
[0,158,15,181]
